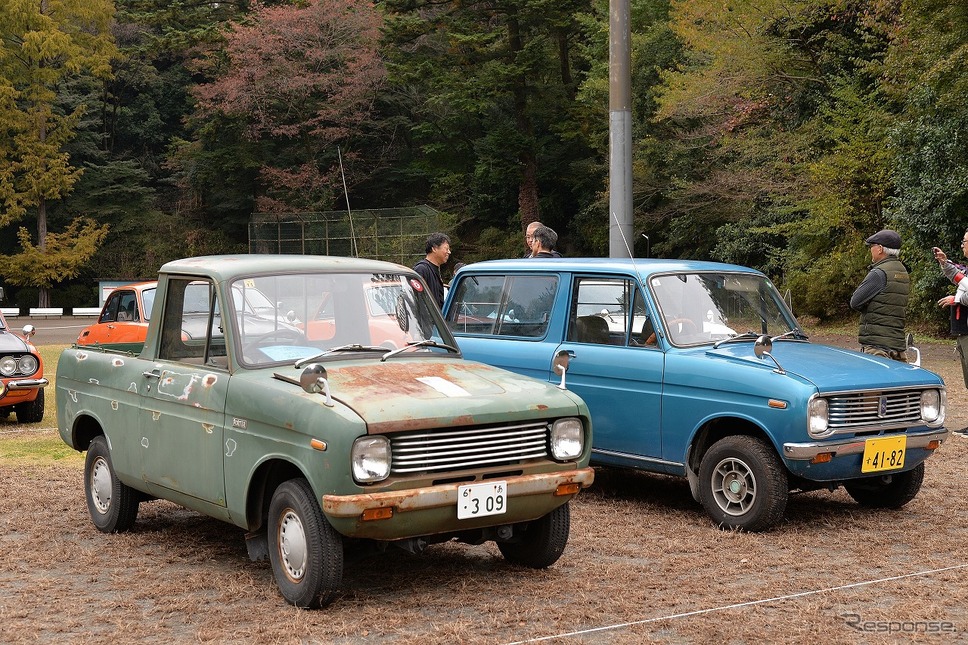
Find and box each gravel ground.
[1,331,966,644]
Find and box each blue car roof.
[455,257,764,281]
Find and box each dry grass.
[2,330,967,643]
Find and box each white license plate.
[457,481,507,519]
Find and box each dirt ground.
[2,331,968,644]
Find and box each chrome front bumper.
[783,428,950,461]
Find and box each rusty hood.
[319,358,583,434]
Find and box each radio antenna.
[338,146,357,258]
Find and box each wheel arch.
[245,458,306,532]
[68,413,106,452]
[685,416,781,500]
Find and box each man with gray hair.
[529,225,562,258]
[849,229,909,361]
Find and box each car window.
[649,272,795,346]
[568,277,649,346]
[142,288,156,320]
[99,292,122,323]
[159,278,226,367]
[117,291,139,322]
[447,275,558,338]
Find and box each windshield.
[230,271,456,366]
[649,272,797,346]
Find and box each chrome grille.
[390,422,550,474]
[827,390,923,429]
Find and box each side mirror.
[753,334,772,358]
[754,335,785,374]
[22,324,36,338]
[299,363,334,406]
[552,350,572,389]
[906,332,921,367]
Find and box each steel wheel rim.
[90,456,113,515]
[711,456,756,516]
[279,509,308,581]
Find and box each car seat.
[575,315,610,344]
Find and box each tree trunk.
[506,11,540,232]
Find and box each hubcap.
[711,456,756,516]
[279,510,307,581]
[90,456,113,514]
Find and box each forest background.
[0,0,966,330]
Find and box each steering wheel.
[242,327,305,353]
[666,317,698,333]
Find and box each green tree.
[0,0,116,306]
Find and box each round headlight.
[18,354,38,376]
[550,417,584,460]
[351,436,391,483]
[920,389,943,424]
[807,396,829,438]
[0,356,17,376]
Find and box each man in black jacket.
[413,232,451,308]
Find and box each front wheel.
[699,436,788,532]
[844,462,924,508]
[267,479,343,608]
[85,435,140,533]
[15,388,44,423]
[498,502,570,568]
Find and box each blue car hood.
[703,341,944,392]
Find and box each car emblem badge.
[878,395,888,418]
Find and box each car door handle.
[142,370,161,380]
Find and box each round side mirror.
[753,334,772,358]
[22,324,36,338]
[299,363,328,394]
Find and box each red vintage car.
[77,281,156,351]
[0,309,47,423]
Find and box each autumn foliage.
[193,0,385,213]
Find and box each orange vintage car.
[77,281,157,351]
[0,309,48,423]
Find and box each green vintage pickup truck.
[57,255,594,608]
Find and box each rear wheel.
[498,502,570,568]
[85,435,140,533]
[845,462,924,508]
[15,389,44,423]
[267,479,343,608]
[699,435,788,532]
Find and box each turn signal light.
[927,440,941,450]
[362,507,393,521]
[810,452,833,465]
[555,483,581,496]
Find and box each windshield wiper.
[295,344,389,367]
[381,339,461,361]
[712,332,761,349]
[772,328,809,341]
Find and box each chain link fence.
[249,206,442,266]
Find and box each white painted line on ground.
[505,563,968,644]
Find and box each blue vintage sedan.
[442,258,950,531]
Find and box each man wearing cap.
[849,229,910,362]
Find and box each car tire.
[267,479,343,608]
[844,462,924,508]
[85,435,140,533]
[498,502,570,568]
[699,435,788,532]
[15,388,44,423]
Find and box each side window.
[117,291,139,322]
[99,292,121,323]
[569,277,647,346]
[158,278,225,366]
[447,275,557,338]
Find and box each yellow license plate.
[861,435,906,473]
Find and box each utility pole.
[609,0,633,258]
